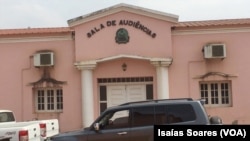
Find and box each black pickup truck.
[51,98,222,141]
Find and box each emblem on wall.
[115,28,129,44]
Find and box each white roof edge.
[68,3,179,27]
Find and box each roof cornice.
[172,27,250,35]
[172,18,250,29]
[67,3,179,27]
[0,35,73,43]
[0,27,71,35]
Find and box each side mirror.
[210,116,223,125]
[94,123,100,131]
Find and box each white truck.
[0,121,41,141]
[0,110,59,141]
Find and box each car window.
[166,104,196,123]
[155,104,196,124]
[98,109,130,129]
[154,106,166,124]
[132,106,154,127]
[0,112,15,122]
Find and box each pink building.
[0,3,250,132]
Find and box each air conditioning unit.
[203,44,226,59]
[33,52,54,67]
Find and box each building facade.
[1,4,250,132]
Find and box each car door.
[87,109,131,141]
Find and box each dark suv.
[51,98,222,141]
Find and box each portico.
[75,55,172,127]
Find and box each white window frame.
[34,88,63,113]
[200,81,232,107]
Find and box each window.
[166,104,196,123]
[200,81,231,107]
[99,86,107,113]
[155,104,196,124]
[98,109,130,129]
[35,88,63,112]
[132,106,154,127]
[0,112,15,122]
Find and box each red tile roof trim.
[0,27,72,35]
[173,18,250,29]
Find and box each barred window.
[200,81,231,107]
[35,88,63,112]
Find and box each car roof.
[0,110,13,113]
[105,98,201,111]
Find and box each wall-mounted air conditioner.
[33,52,54,67]
[203,43,226,59]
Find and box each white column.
[151,59,172,99]
[75,62,96,127]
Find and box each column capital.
[74,61,97,70]
[150,58,173,67]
